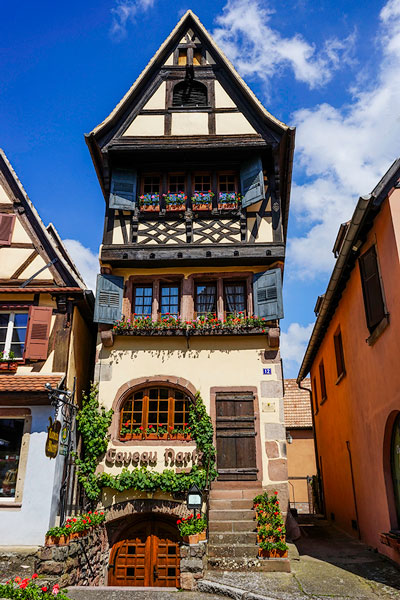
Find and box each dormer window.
[172,80,207,107]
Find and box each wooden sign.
[45,417,61,459]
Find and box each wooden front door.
[108,519,180,587]
[216,392,258,480]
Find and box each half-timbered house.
[0,149,94,546]
[88,11,295,587]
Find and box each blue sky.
[1,0,399,377]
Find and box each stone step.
[67,587,222,600]
[209,532,257,546]
[209,509,254,521]
[207,545,259,558]
[208,520,256,533]
[209,498,254,510]
[209,488,261,500]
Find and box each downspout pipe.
[298,380,324,515]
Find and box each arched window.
[172,80,207,107]
[119,386,191,439]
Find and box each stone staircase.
[207,485,261,569]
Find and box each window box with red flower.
[217,192,242,210]
[191,191,214,211]
[139,194,160,212]
[0,350,18,371]
[164,192,186,211]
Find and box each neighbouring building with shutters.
[0,149,95,545]
[283,379,317,514]
[88,11,295,588]
[297,158,400,565]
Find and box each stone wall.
[35,527,109,587]
[180,541,207,590]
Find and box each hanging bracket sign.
[45,417,61,459]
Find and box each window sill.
[0,501,22,509]
[119,433,191,442]
[335,371,346,385]
[366,315,389,346]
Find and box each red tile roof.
[284,378,313,428]
[0,374,64,392]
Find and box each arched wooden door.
[108,518,180,587]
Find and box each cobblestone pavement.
[202,516,400,599]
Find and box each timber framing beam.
[101,243,285,267]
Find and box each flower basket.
[183,534,199,545]
[0,361,18,372]
[45,536,59,546]
[120,433,133,441]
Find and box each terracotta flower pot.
[258,547,288,558]
[166,205,185,211]
[69,531,83,540]
[192,203,212,211]
[0,362,18,372]
[218,202,238,210]
[140,205,160,212]
[183,534,199,544]
[198,530,207,542]
[45,536,58,546]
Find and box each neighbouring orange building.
[297,159,400,564]
[284,379,316,514]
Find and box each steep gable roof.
[0,149,90,291]
[88,10,288,144]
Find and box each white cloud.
[213,0,355,92]
[288,0,400,278]
[281,322,314,377]
[110,0,155,39]
[62,239,99,292]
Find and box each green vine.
[74,383,113,500]
[75,386,217,500]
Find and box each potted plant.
[0,350,18,372]
[163,192,186,211]
[45,526,69,546]
[218,192,242,210]
[177,514,207,544]
[0,575,71,600]
[139,194,160,212]
[253,491,288,558]
[191,191,214,211]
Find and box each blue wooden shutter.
[240,156,264,208]
[109,169,137,210]
[253,268,283,320]
[94,274,124,324]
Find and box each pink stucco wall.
[310,190,400,563]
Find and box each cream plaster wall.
[0,183,12,203]
[123,115,165,136]
[247,217,273,242]
[95,336,284,486]
[112,222,124,245]
[0,248,32,278]
[215,113,257,135]
[142,82,166,110]
[164,53,174,66]
[171,112,209,135]
[19,254,51,279]
[11,218,32,244]
[214,81,237,109]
